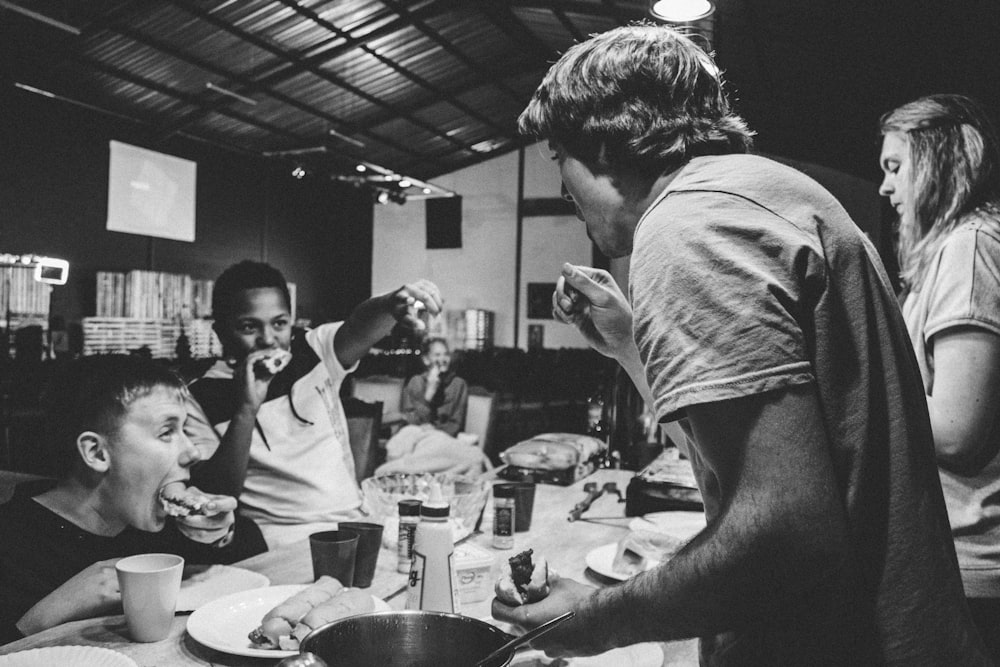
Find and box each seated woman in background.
[377,337,488,476]
[0,355,265,644]
[879,93,1000,662]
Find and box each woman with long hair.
[880,93,1000,659]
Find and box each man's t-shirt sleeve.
[631,191,819,422]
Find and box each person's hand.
[232,349,281,413]
[173,488,238,545]
[17,558,122,635]
[389,279,443,333]
[491,573,604,658]
[424,363,442,401]
[553,263,634,361]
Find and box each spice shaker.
[397,499,422,573]
[492,483,516,549]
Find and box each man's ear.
[77,431,111,473]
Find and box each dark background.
[1,89,374,330]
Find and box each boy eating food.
[0,354,266,644]
[184,260,443,547]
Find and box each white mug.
[115,553,184,642]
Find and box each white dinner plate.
[627,511,706,539]
[186,584,391,659]
[176,565,270,612]
[510,642,664,666]
[585,542,660,582]
[0,646,137,667]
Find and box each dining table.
[0,469,700,666]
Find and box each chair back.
[464,387,497,457]
[343,397,384,483]
[350,375,405,422]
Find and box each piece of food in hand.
[611,529,684,577]
[248,576,374,651]
[253,348,292,377]
[556,275,583,307]
[158,483,209,517]
[495,548,550,606]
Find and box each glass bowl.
[360,473,490,544]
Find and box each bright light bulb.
[356,164,367,172]
[650,0,713,22]
[399,179,412,188]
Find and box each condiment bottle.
[406,483,460,613]
[397,499,422,573]
[492,483,516,549]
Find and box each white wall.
[372,143,593,350]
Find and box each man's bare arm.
[500,383,850,656]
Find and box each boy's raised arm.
[334,279,442,369]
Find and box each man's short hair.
[518,23,753,176]
[43,354,186,478]
[212,260,291,324]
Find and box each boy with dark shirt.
[0,355,265,644]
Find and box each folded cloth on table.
[375,428,489,477]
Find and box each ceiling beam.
[164,0,479,155]
[509,0,645,20]
[75,54,307,146]
[244,0,464,84]
[376,0,525,105]
[471,0,558,64]
[62,5,427,163]
[548,4,587,43]
[275,0,513,139]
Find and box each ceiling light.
[649,0,714,22]
[355,164,367,172]
[0,1,81,34]
[422,188,432,195]
[205,82,257,106]
[470,138,507,154]
[398,179,412,188]
[291,166,306,179]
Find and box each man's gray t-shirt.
[630,154,986,666]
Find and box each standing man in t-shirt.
[491,24,991,666]
[185,260,441,548]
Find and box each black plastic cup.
[511,482,536,532]
[309,530,359,586]
[338,521,384,588]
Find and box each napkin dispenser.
[625,447,704,516]
[498,433,607,486]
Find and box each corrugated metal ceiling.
[2,0,999,198]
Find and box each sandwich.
[248,576,375,651]
[495,548,551,606]
[253,348,292,377]
[158,482,209,517]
